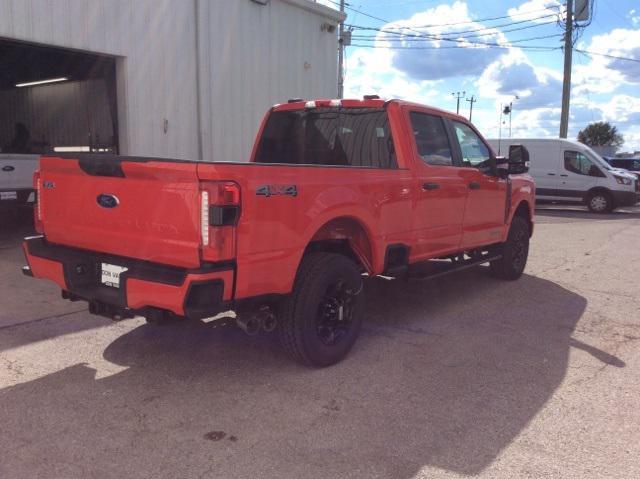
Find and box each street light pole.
[451,91,466,115]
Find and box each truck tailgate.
[39,156,202,268]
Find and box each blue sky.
[318,0,640,151]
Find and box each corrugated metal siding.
[0,0,339,161]
[198,0,339,162]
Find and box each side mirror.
[507,145,530,174]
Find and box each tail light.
[33,170,44,234]
[200,181,240,261]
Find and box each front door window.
[564,151,604,177]
[452,122,491,170]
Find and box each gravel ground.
[1,205,639,479]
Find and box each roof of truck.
[272,98,467,121]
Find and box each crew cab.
[22,98,534,367]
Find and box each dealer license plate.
[101,263,128,288]
[0,191,17,201]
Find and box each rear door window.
[254,108,397,168]
[408,112,453,166]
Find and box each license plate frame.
[100,263,128,288]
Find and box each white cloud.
[340,3,640,151]
[629,9,640,27]
[577,28,640,84]
[507,0,562,23]
[483,96,640,150]
[594,95,640,125]
[476,53,562,109]
[376,2,510,81]
[342,1,514,101]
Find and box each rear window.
[254,107,397,168]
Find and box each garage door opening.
[0,39,118,155]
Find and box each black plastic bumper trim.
[24,236,234,316]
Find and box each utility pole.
[337,0,345,99]
[466,95,477,121]
[559,0,573,138]
[451,91,465,115]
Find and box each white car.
[488,138,639,213]
[0,154,39,211]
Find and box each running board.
[407,253,502,281]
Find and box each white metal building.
[0,0,343,162]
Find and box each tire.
[279,252,365,367]
[587,191,613,213]
[490,215,530,280]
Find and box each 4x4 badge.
[256,185,297,197]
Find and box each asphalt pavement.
[1,205,639,478]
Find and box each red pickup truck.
[22,97,534,366]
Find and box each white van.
[487,138,639,213]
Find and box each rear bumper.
[22,236,234,319]
[611,190,640,207]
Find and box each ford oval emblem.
[97,194,119,208]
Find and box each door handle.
[422,183,440,191]
[560,174,568,177]
[547,172,556,176]
[468,182,481,190]
[2,165,14,172]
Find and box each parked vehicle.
[0,154,38,211]
[604,157,640,181]
[488,138,639,213]
[22,98,534,366]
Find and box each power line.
[351,33,563,46]
[350,22,561,42]
[350,43,560,51]
[326,1,564,51]
[351,33,564,44]
[574,49,640,64]
[347,12,561,34]
[349,27,552,47]
[326,0,562,28]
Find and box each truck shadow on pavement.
[0,269,623,478]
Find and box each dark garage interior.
[0,38,118,154]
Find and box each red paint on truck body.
[23,99,535,318]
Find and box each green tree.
[577,122,624,148]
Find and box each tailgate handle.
[2,165,14,172]
[422,183,440,191]
[78,156,125,177]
